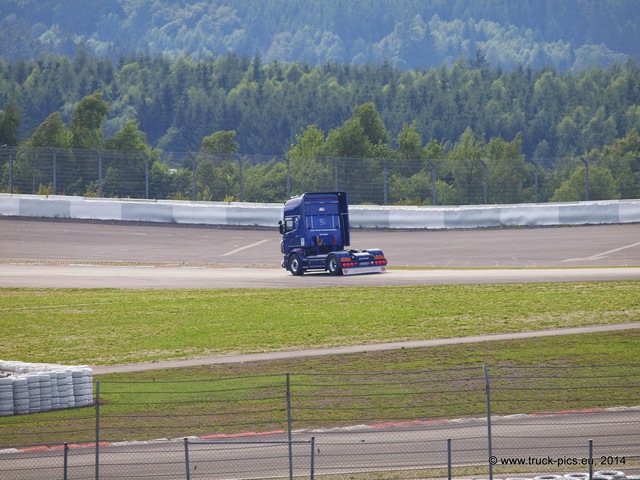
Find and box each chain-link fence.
[1,146,628,205]
[1,364,638,479]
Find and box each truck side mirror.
[278,220,284,235]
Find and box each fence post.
[286,157,291,198]
[588,439,593,480]
[95,380,100,480]
[447,438,452,480]
[382,159,388,205]
[187,152,196,201]
[63,442,69,480]
[145,153,150,199]
[286,372,293,480]
[238,155,244,202]
[184,437,191,480]
[33,151,38,193]
[99,152,103,198]
[483,365,493,480]
[530,159,540,203]
[9,147,14,194]
[310,436,315,480]
[333,157,339,191]
[480,159,488,204]
[428,159,437,205]
[581,157,590,201]
[50,148,57,195]
[93,150,103,198]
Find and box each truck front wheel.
[289,253,304,276]
[327,254,342,276]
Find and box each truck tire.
[289,253,304,276]
[327,254,342,276]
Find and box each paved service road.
[2,409,638,479]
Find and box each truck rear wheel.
[327,254,342,276]
[289,253,304,276]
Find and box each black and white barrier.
[0,361,93,416]
[0,194,639,229]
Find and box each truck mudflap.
[341,265,387,276]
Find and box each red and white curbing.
[3,405,638,455]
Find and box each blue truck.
[278,192,387,276]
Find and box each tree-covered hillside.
[2,51,640,160]
[1,0,638,71]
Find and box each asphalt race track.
[1,218,640,479]
[1,218,640,288]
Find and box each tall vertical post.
[238,155,244,202]
[286,373,293,480]
[286,157,291,198]
[189,152,197,201]
[480,159,488,204]
[184,438,191,480]
[99,153,103,198]
[383,159,388,205]
[581,157,590,201]
[93,150,103,198]
[63,442,69,480]
[483,365,493,480]
[333,158,339,191]
[447,438,452,480]
[9,148,14,194]
[310,436,315,480]
[50,148,57,195]
[33,152,38,194]
[531,159,540,203]
[428,159,437,205]
[145,154,150,199]
[588,439,593,480]
[95,380,100,480]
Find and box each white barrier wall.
[0,194,639,229]
[0,361,93,416]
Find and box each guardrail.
[1,194,639,229]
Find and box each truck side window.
[284,217,297,233]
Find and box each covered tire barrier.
[0,360,93,416]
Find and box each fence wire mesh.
[1,146,627,205]
[0,364,638,479]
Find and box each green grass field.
[1,281,639,448]
[2,281,639,365]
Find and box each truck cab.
[279,192,387,276]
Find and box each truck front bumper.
[341,265,387,275]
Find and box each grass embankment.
[1,282,639,365]
[0,282,638,448]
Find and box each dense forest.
[1,50,640,160]
[1,58,639,205]
[1,0,638,71]
[1,1,639,205]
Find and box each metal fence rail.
[1,364,638,479]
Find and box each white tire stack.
[13,377,29,414]
[72,367,93,407]
[49,370,60,410]
[0,376,14,416]
[27,374,42,413]
[64,370,76,408]
[0,360,94,416]
[39,373,53,412]
[56,371,70,409]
